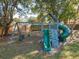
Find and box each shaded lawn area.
[0,38,79,59]
[59,41,79,59]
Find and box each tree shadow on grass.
[0,34,45,59]
[59,41,79,59]
[0,33,79,59]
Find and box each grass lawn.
[0,37,79,59]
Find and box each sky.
[13,3,38,19]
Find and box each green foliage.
[0,0,79,35]
[34,0,79,21]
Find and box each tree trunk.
[1,25,9,36]
[4,26,9,36]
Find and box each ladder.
[49,23,59,48]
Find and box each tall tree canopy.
[0,0,32,35]
[33,0,79,21]
[0,0,79,35]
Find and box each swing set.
[12,14,71,52]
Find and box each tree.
[33,0,79,23]
[0,0,79,36]
[0,0,18,36]
[0,0,32,36]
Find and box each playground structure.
[0,15,70,52]
[0,14,71,53]
[10,14,70,52]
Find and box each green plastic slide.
[43,29,51,52]
[59,23,71,41]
